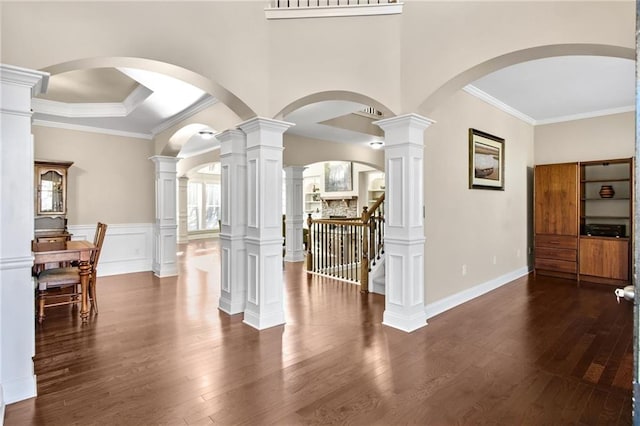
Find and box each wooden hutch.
[534,158,633,286]
[34,160,73,242]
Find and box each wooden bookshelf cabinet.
[534,158,633,286]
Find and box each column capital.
[149,156,179,174]
[218,128,246,156]
[217,128,245,143]
[238,117,294,136]
[374,113,436,147]
[284,165,306,176]
[373,113,436,131]
[1,64,49,96]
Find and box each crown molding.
[535,105,635,125]
[32,98,127,118]
[151,95,219,136]
[33,119,153,140]
[463,85,536,125]
[0,64,49,96]
[265,2,403,19]
[463,84,633,126]
[122,84,153,114]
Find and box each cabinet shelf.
[581,178,630,183]
[580,234,629,241]
[581,197,630,201]
[581,215,629,220]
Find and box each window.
[187,181,220,232]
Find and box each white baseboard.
[68,223,153,276]
[1,383,4,426]
[188,232,219,241]
[424,266,531,320]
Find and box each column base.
[284,252,305,262]
[152,265,178,278]
[218,294,246,315]
[243,302,285,330]
[382,309,428,333]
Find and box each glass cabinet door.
[39,169,64,213]
[35,162,71,216]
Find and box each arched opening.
[418,43,634,115]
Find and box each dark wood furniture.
[534,158,633,286]
[34,160,73,242]
[32,239,96,323]
[534,162,579,280]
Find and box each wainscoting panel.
[68,223,153,277]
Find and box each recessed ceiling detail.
[32,67,216,139]
[38,68,138,103]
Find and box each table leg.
[78,260,91,322]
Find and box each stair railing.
[305,193,384,293]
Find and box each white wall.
[534,112,634,164]
[423,90,534,308]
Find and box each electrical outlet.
[462,264,467,276]
[492,255,497,265]
[517,249,521,258]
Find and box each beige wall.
[534,112,634,165]
[283,134,384,169]
[1,2,633,119]
[33,126,155,225]
[423,91,534,304]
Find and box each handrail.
[305,193,385,293]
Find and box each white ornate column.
[284,166,305,262]
[238,117,294,330]
[177,176,189,244]
[149,156,179,277]
[0,64,49,405]
[374,113,435,332]
[218,129,247,315]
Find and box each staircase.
[305,193,385,292]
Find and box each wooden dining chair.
[36,222,108,323]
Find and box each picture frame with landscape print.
[469,128,505,190]
[324,161,353,192]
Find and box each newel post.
[306,213,313,271]
[360,206,370,293]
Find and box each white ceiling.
[32,55,636,158]
[469,56,635,125]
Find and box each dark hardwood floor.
[5,239,634,425]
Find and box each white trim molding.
[32,119,153,140]
[0,384,4,426]
[68,223,154,276]
[535,105,636,125]
[424,266,531,320]
[463,85,536,125]
[151,96,218,136]
[0,64,49,96]
[464,84,635,126]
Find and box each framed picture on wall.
[469,128,505,190]
[324,161,352,192]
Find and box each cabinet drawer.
[535,257,577,273]
[35,235,68,243]
[535,234,577,250]
[535,247,576,262]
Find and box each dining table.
[32,240,97,322]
